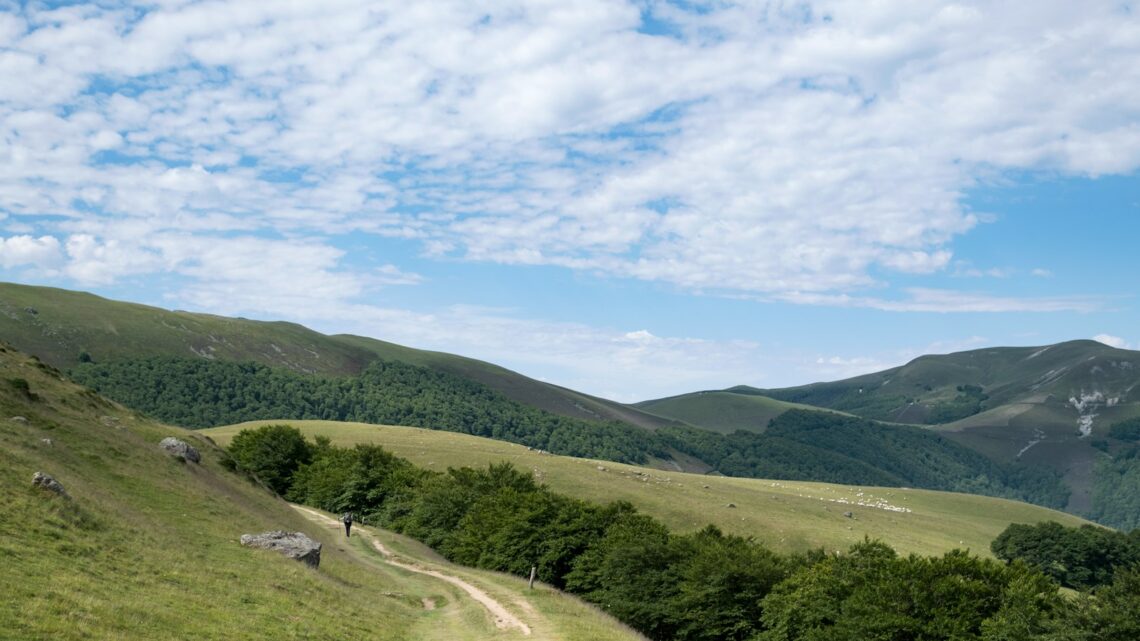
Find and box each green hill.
[204,419,1092,558]
[0,342,645,641]
[642,341,1140,524]
[0,281,675,430]
[636,390,839,434]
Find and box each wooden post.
[528,565,537,590]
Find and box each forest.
[227,424,1140,641]
[71,356,1068,508]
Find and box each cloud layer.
[2,1,1139,398]
[3,1,1138,305]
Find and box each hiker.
[342,511,353,537]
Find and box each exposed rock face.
[32,472,70,499]
[159,437,201,464]
[240,531,322,568]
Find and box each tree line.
[227,424,1140,641]
[72,356,1068,509]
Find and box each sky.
[1,0,1139,402]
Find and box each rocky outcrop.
[240,531,322,568]
[159,437,201,464]
[32,472,70,499]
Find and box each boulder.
[32,472,70,499]
[240,531,322,568]
[159,437,201,464]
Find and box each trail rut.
[291,504,532,635]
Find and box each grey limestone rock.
[159,437,201,464]
[32,471,70,499]
[240,531,322,568]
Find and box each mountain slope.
[641,340,1140,519]
[0,281,675,430]
[0,342,645,641]
[204,419,1092,558]
[635,390,841,433]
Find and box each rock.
[240,531,322,568]
[32,472,70,499]
[597,465,607,471]
[843,511,854,519]
[40,438,53,447]
[159,437,201,464]
[10,416,28,424]
[725,503,736,508]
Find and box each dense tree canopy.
[224,425,1140,641]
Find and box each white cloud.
[1093,334,1131,349]
[0,234,62,269]
[0,0,1135,311]
[779,288,1102,313]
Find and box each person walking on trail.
[342,511,354,538]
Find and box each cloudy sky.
[2,0,1139,401]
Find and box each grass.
[0,281,674,430]
[0,343,643,641]
[205,420,1092,558]
[635,391,839,433]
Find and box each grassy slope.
[205,420,1091,558]
[634,391,840,434]
[640,341,1140,514]
[0,281,675,431]
[0,343,643,641]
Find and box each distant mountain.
[639,341,1140,524]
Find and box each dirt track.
[291,504,532,635]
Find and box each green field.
[0,343,643,641]
[205,420,1091,558]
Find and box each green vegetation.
[0,281,674,429]
[70,355,666,464]
[0,341,646,641]
[660,410,1069,508]
[225,423,1140,641]
[1108,417,1140,442]
[991,521,1140,589]
[1090,449,1140,530]
[635,391,824,434]
[206,420,1092,559]
[73,356,1067,507]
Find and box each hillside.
[204,420,1091,558]
[635,391,839,434]
[0,342,645,641]
[0,281,674,430]
[641,341,1140,521]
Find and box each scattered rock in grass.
[726,503,736,508]
[32,472,70,499]
[159,437,201,464]
[843,511,854,519]
[40,438,53,447]
[597,465,607,471]
[240,531,322,568]
[10,416,28,424]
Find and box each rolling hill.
[640,341,1140,522]
[8,281,1139,527]
[0,281,675,430]
[0,341,645,640]
[635,391,840,434]
[204,419,1092,558]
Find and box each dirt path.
[291,504,532,635]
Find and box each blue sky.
[1,0,1139,401]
